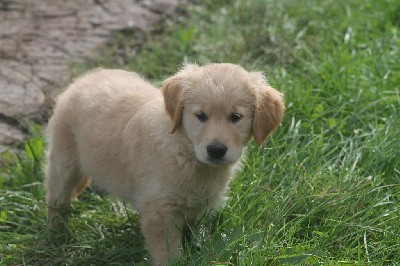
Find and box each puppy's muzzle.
[206,143,228,161]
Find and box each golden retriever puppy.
[45,63,284,265]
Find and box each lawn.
[1,0,399,265]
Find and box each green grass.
[1,0,399,264]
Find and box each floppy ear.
[162,63,200,133]
[251,72,285,144]
[162,75,185,133]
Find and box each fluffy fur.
[45,63,284,265]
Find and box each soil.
[0,0,187,151]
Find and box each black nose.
[207,143,228,159]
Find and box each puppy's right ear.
[162,75,184,133]
[162,64,200,133]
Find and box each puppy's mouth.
[194,143,238,166]
[206,157,231,166]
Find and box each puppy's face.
[162,63,284,166]
[181,90,254,165]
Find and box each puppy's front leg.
[141,205,184,266]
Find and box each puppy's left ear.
[251,72,285,144]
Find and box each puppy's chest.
[179,171,231,215]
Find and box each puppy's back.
[50,69,159,129]
[48,69,162,164]
[57,69,157,110]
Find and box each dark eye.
[230,112,243,123]
[195,112,208,122]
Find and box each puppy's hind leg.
[44,127,89,230]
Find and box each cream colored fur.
[45,63,284,265]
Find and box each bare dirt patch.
[0,0,186,151]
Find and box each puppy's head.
[162,63,284,166]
